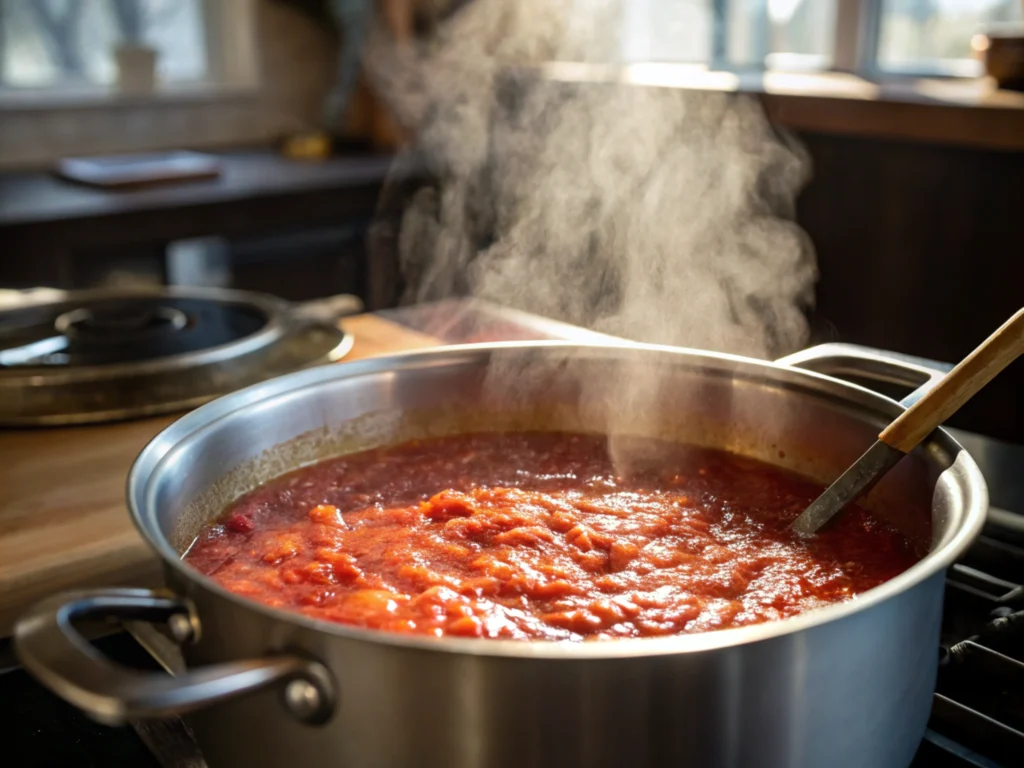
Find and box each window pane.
[621,0,714,63]
[727,0,837,69]
[0,0,208,88]
[143,0,208,82]
[878,0,1023,76]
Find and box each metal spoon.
[791,307,1024,536]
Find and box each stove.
[919,451,1024,768]
[0,288,359,425]
[913,517,1024,767]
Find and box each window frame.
[832,0,882,74]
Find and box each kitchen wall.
[0,0,340,169]
[797,131,1024,443]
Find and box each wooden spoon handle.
[880,308,1024,453]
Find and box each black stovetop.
[2,634,160,768]
[3,430,1023,768]
[922,533,1024,767]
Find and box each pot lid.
[0,287,359,426]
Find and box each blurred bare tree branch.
[27,0,86,76]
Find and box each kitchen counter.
[0,150,395,288]
[0,299,613,637]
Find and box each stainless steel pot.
[15,342,987,768]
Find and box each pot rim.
[128,340,988,659]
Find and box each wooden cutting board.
[0,315,440,637]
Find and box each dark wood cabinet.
[797,131,1024,442]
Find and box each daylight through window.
[0,0,209,89]
[620,0,1022,77]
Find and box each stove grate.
[919,544,1024,768]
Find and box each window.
[0,0,255,94]
[726,0,838,70]
[621,0,714,63]
[619,0,1023,77]
[620,0,841,68]
[878,0,1022,76]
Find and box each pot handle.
[14,588,336,727]
[776,342,951,407]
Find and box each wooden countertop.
[0,313,440,637]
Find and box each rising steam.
[364,0,817,359]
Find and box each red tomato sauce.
[185,433,921,641]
